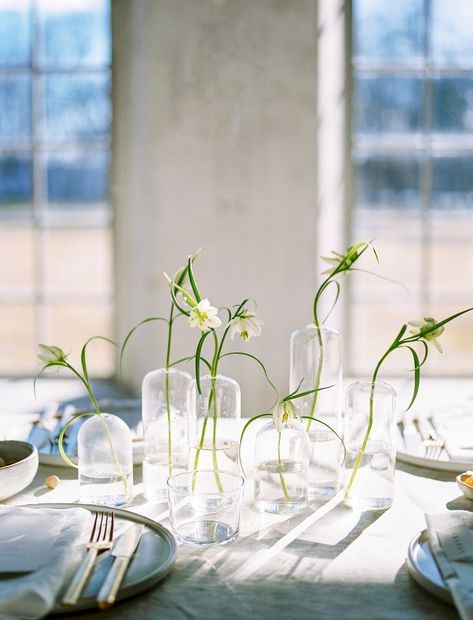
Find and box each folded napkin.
[426,511,473,620]
[0,505,89,620]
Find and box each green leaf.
[58,412,94,469]
[238,412,272,478]
[285,378,304,401]
[232,299,250,318]
[187,255,202,303]
[220,351,279,407]
[168,355,195,368]
[301,415,347,464]
[195,331,211,394]
[283,383,334,402]
[391,324,408,349]
[119,316,168,373]
[349,268,409,294]
[401,345,421,411]
[81,335,117,384]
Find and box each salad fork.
[62,511,115,606]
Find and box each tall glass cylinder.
[78,413,133,506]
[142,368,192,501]
[189,374,241,476]
[290,325,342,499]
[254,419,310,514]
[343,380,396,510]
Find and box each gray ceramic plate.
[24,503,176,613]
[406,529,452,605]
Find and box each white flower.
[188,299,222,332]
[228,310,263,342]
[408,317,445,353]
[38,344,68,365]
[272,401,300,432]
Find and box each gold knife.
[97,523,145,609]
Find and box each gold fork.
[62,511,115,606]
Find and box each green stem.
[211,375,223,492]
[277,429,290,501]
[306,325,324,433]
[63,362,128,498]
[344,351,389,500]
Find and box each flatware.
[96,523,145,609]
[27,402,61,450]
[413,417,445,460]
[62,511,115,607]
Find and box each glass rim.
[298,324,341,336]
[347,379,396,393]
[166,469,245,493]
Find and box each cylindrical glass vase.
[290,325,342,499]
[189,374,241,476]
[78,413,133,506]
[343,380,396,510]
[142,367,192,501]
[254,420,310,514]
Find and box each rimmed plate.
[23,503,176,613]
[396,446,473,473]
[406,529,452,605]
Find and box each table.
[3,457,465,620]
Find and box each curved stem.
[344,350,390,499]
[306,325,324,433]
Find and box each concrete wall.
[113,0,318,415]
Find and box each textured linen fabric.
[0,506,89,620]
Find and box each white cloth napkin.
[426,511,473,620]
[0,505,89,620]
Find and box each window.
[350,0,473,375]
[0,0,112,376]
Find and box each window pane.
[433,77,473,133]
[431,0,473,65]
[429,216,473,300]
[355,155,421,209]
[0,155,32,205]
[353,0,424,62]
[0,0,31,66]
[432,156,473,210]
[38,0,110,68]
[0,75,31,144]
[45,303,113,376]
[355,76,422,133]
[0,304,35,374]
[0,222,34,292]
[44,228,112,296]
[46,151,109,204]
[44,73,111,141]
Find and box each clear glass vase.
[189,374,241,478]
[290,324,342,499]
[78,413,133,506]
[254,419,310,514]
[141,367,192,501]
[343,380,396,510]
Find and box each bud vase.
[254,419,310,514]
[141,368,192,501]
[78,413,133,506]
[290,325,342,499]
[343,380,396,510]
[189,374,241,478]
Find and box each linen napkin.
[426,511,473,620]
[0,505,89,620]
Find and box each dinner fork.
[62,511,115,606]
[413,417,445,460]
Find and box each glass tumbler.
[167,470,244,545]
[343,380,396,510]
[78,413,133,506]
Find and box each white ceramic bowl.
[0,441,39,501]
[456,472,473,500]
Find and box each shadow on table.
[396,460,456,483]
[67,562,458,620]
